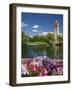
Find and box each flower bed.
[21,56,63,77]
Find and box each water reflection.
[22,44,63,59]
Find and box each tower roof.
[54,20,59,28]
[54,20,59,24]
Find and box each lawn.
[25,42,48,45]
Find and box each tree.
[57,35,63,45]
[22,32,29,44]
[46,33,55,45]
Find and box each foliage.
[22,32,63,45]
[45,33,55,45]
[22,32,29,44]
[57,35,63,45]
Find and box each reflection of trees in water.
[54,46,63,59]
[54,46,59,59]
[22,44,63,59]
[22,44,28,58]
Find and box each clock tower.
[54,20,59,43]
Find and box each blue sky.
[21,12,63,37]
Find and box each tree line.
[22,32,63,45]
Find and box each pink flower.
[32,65,37,71]
[33,67,36,71]
[43,69,48,76]
[39,72,43,76]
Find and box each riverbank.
[23,41,63,46]
[24,42,48,46]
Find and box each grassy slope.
[26,42,48,45]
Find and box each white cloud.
[33,25,39,28]
[29,35,33,38]
[49,32,54,34]
[41,32,48,36]
[32,29,38,32]
[21,22,28,27]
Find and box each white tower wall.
[54,20,59,43]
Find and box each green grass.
[26,42,47,44]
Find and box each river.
[22,44,63,60]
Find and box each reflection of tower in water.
[54,46,59,59]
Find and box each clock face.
[54,20,59,28]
